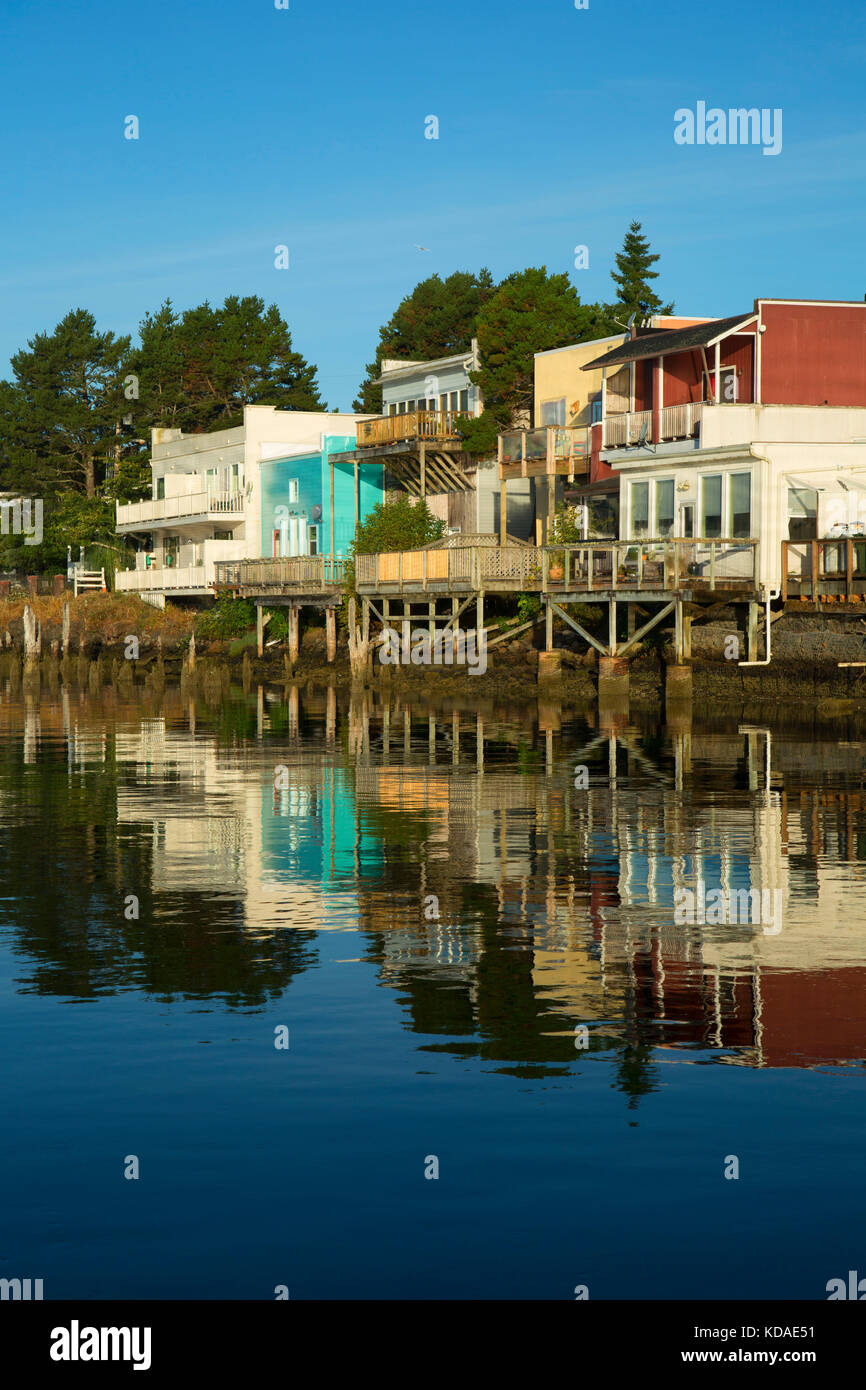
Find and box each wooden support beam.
[617,600,676,658]
[548,600,607,656]
[545,599,553,652]
[500,477,507,545]
[419,441,426,500]
[608,596,617,656]
[325,606,337,663]
[256,603,265,658]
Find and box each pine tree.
[127,295,326,438]
[353,269,498,413]
[609,221,673,324]
[0,308,130,498]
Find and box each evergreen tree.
[467,267,609,431]
[127,295,326,437]
[353,269,498,413]
[0,309,130,498]
[609,221,673,324]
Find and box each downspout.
[739,447,779,666]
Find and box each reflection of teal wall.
[261,769,383,887]
[260,435,383,556]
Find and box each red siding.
[661,349,704,405]
[760,302,866,406]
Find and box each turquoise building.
[260,435,384,557]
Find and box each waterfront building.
[114,405,374,603]
[579,298,866,595]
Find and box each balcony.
[214,556,347,592]
[116,491,244,531]
[498,425,591,479]
[356,410,463,450]
[603,402,702,449]
[115,565,212,594]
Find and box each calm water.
[1,681,865,1300]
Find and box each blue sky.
[1,0,864,408]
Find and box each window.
[406,400,416,413]
[398,401,407,414]
[288,479,299,504]
[704,366,737,403]
[631,481,650,537]
[589,394,603,424]
[389,403,397,417]
[449,391,460,411]
[788,485,817,542]
[730,472,751,537]
[540,398,566,427]
[459,388,469,413]
[156,476,165,500]
[308,525,319,555]
[702,475,723,538]
[439,394,448,412]
[655,479,675,537]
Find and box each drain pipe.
[739,588,780,667]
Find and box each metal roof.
[580,314,756,370]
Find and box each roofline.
[375,350,475,385]
[580,314,758,371]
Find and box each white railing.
[603,403,702,449]
[660,401,702,439]
[603,410,652,448]
[115,565,210,592]
[116,492,243,527]
[73,569,106,595]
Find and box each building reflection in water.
[1,680,865,1084]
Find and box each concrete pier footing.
[598,655,629,698]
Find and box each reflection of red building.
[757,967,866,1067]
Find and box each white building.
[114,405,369,601]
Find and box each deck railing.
[116,492,243,527]
[356,410,462,449]
[498,425,591,474]
[602,402,702,449]
[214,556,347,590]
[782,538,866,601]
[356,538,758,593]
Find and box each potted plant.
[547,503,583,583]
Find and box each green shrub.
[196,595,256,640]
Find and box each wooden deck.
[783,539,866,604]
[355,539,759,599]
[214,556,346,601]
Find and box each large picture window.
[701,475,723,538]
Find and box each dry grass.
[0,593,196,640]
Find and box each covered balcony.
[116,491,244,532]
[602,402,702,449]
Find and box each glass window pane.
[655,480,675,537]
[631,481,649,536]
[730,472,751,537]
[702,475,722,537]
[459,389,469,412]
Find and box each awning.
[580,313,757,371]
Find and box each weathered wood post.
[23,605,41,659]
[325,606,337,664]
[62,601,71,657]
[288,604,299,665]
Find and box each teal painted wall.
[260,435,383,557]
